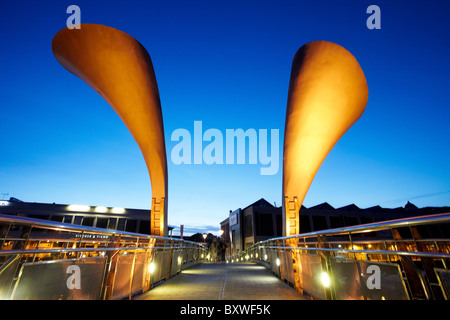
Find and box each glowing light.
[94,206,108,213]
[264,254,268,260]
[148,262,155,274]
[111,207,125,214]
[67,204,90,212]
[245,255,249,260]
[321,272,331,288]
[178,256,182,264]
[276,258,280,266]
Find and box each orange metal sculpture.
[52,24,168,236]
[283,41,369,236]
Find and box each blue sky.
[1,1,449,235]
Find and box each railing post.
[275,240,283,281]
[101,234,121,300]
[167,239,175,280]
[143,238,156,293]
[317,235,333,300]
[410,226,443,299]
[391,228,429,299]
[287,237,303,294]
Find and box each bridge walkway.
[134,263,306,300]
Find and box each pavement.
[134,262,307,300]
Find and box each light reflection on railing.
[0,214,207,300]
[231,212,450,300]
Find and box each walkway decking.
[135,263,306,300]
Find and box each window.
[125,219,137,232]
[345,217,359,226]
[117,218,126,231]
[255,213,274,236]
[329,216,344,229]
[108,218,117,229]
[50,215,64,222]
[312,216,327,231]
[244,214,253,237]
[361,217,373,224]
[139,220,150,234]
[73,216,83,225]
[300,215,311,233]
[28,214,50,220]
[81,217,95,227]
[96,218,109,229]
[275,214,282,236]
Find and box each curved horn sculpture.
[52,24,168,236]
[283,41,368,236]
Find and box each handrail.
[0,213,200,246]
[235,212,450,300]
[264,212,450,242]
[261,245,450,259]
[0,213,208,300]
[0,247,181,256]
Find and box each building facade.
[0,197,171,235]
[220,198,450,257]
[221,199,283,256]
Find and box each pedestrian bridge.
[1,213,449,300]
[135,263,304,300]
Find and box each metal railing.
[232,212,450,300]
[0,214,207,300]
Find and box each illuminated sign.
[75,234,110,240]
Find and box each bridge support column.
[283,196,300,237]
[151,197,167,237]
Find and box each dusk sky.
[1,1,449,235]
